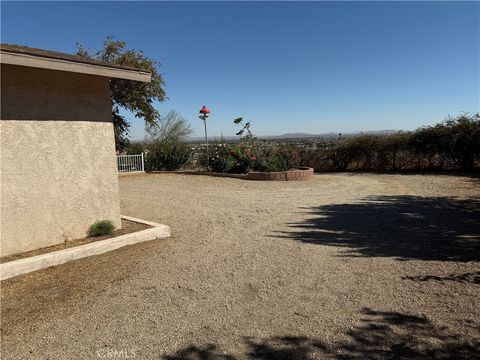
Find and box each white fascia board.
[0,51,152,83]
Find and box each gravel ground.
[1,173,479,359]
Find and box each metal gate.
[117,154,144,173]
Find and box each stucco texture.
[1,65,121,257]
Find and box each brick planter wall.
[147,167,314,181]
[246,167,314,181]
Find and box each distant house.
[0,44,151,257]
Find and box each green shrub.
[146,141,192,171]
[252,144,298,172]
[406,113,480,170]
[441,113,480,170]
[198,143,236,173]
[200,113,479,173]
[199,115,298,173]
[376,132,412,170]
[297,113,479,172]
[88,220,115,237]
[125,142,146,155]
[199,143,297,173]
[408,126,447,169]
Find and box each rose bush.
[199,143,298,173]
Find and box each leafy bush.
[198,113,478,173]
[297,146,333,172]
[125,142,146,155]
[408,126,447,169]
[196,116,296,173]
[252,144,298,172]
[440,114,480,169]
[88,220,115,237]
[199,143,237,173]
[377,132,412,170]
[406,113,480,170]
[146,141,192,171]
[199,143,297,173]
[297,113,479,172]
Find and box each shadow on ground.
[273,196,480,262]
[163,308,480,359]
[403,271,480,285]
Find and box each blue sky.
[2,1,479,139]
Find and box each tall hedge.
[301,113,479,172]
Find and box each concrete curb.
[0,216,170,281]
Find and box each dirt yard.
[1,173,479,359]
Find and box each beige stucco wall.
[1,64,121,257]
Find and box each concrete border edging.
[0,216,170,281]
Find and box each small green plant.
[88,220,115,237]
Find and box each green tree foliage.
[144,110,193,171]
[145,110,193,143]
[77,37,167,150]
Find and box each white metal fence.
[117,154,144,173]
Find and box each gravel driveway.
[1,173,479,359]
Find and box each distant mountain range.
[262,130,400,139]
[185,130,400,142]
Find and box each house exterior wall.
[0,64,121,257]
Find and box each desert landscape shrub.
[88,220,115,237]
[298,113,479,172]
[198,117,299,173]
[199,143,298,173]
[146,141,192,171]
[125,142,146,155]
[377,132,412,170]
[404,113,479,170]
[251,144,298,172]
[440,114,480,169]
[143,110,194,171]
[198,143,238,173]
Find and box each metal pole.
[203,119,209,171]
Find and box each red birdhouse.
[199,105,210,115]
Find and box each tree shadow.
[163,344,236,360]
[274,196,480,262]
[244,335,328,360]
[403,272,480,285]
[328,308,480,359]
[162,308,480,359]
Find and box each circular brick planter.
[147,167,314,181]
[246,167,314,181]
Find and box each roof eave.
[0,51,152,83]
